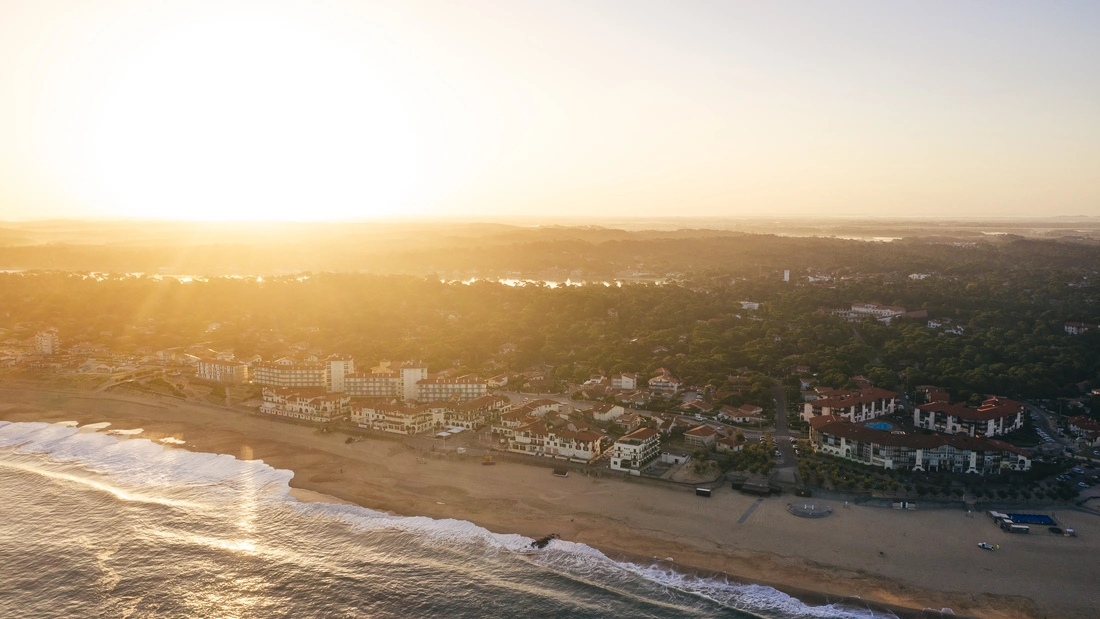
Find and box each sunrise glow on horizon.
[1,0,1099,222]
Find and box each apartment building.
[416,374,487,402]
[809,415,1030,474]
[913,397,1025,437]
[609,427,661,474]
[197,358,250,384]
[345,360,427,400]
[351,400,438,435]
[325,354,355,392]
[508,419,604,463]
[259,387,350,423]
[611,373,638,390]
[252,357,326,388]
[34,329,60,355]
[801,387,899,423]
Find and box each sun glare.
[64,17,420,221]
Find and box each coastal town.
[7,325,1099,510]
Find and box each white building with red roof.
[913,396,1024,437]
[801,387,899,423]
[684,424,717,449]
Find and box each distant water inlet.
[0,421,888,619]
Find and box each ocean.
[0,421,891,619]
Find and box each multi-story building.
[325,354,355,392]
[252,357,326,388]
[34,329,60,355]
[609,427,661,474]
[809,415,1030,474]
[350,400,439,435]
[508,419,604,463]
[260,387,350,423]
[801,387,899,423]
[416,374,487,402]
[345,360,427,400]
[445,395,507,429]
[197,358,250,384]
[611,373,638,391]
[912,397,1024,437]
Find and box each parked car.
[1078,482,1090,488]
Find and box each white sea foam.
[159,437,186,445]
[0,420,885,619]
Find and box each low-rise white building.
[684,424,717,449]
[588,402,625,422]
[611,373,638,391]
[508,420,604,463]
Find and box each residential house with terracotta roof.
[1067,416,1100,446]
[684,424,718,449]
[716,436,744,453]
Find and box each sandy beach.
[1,387,1095,619]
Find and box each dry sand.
[2,387,1096,619]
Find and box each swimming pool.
[866,421,894,430]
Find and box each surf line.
[737,498,764,525]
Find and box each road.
[1027,404,1074,449]
[770,385,797,470]
[495,389,772,441]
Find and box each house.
[648,369,682,395]
[1065,322,1099,335]
[488,374,510,388]
[716,436,744,453]
[614,412,642,433]
[615,390,651,407]
[611,373,638,391]
[809,416,1031,474]
[719,404,764,424]
[684,424,718,449]
[801,388,899,423]
[588,402,625,422]
[916,385,950,404]
[912,397,1025,437]
[609,427,661,474]
[1067,416,1100,445]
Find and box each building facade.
[325,354,355,392]
[260,387,350,423]
[801,387,899,423]
[252,358,326,388]
[416,374,488,402]
[912,397,1024,437]
[197,358,250,384]
[34,330,60,355]
[609,427,661,473]
[508,420,604,463]
[809,416,1030,474]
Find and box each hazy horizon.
[2,0,1099,221]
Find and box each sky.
[0,0,1098,221]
